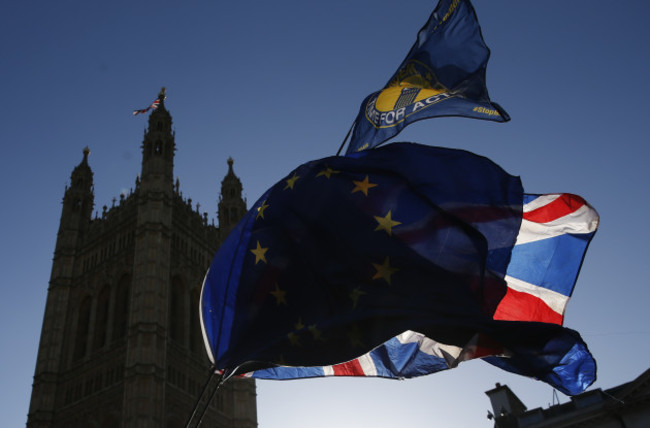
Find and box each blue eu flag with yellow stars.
[347,0,509,154]
[200,143,595,393]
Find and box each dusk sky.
[2,1,650,426]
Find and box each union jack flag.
[133,98,160,116]
[132,98,161,116]
[495,194,598,324]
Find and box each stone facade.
[27,91,257,427]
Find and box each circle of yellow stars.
[251,168,404,350]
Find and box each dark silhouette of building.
[486,368,650,427]
[27,90,257,427]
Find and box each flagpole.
[184,366,226,428]
[336,121,355,156]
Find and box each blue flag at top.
[200,143,597,395]
[347,0,509,154]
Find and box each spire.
[140,87,175,193]
[60,147,95,234]
[158,87,167,107]
[70,146,92,188]
[218,158,247,237]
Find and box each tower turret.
[59,146,94,239]
[140,88,175,194]
[218,157,247,237]
[28,147,94,426]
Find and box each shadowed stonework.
[27,91,257,428]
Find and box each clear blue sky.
[2,1,649,426]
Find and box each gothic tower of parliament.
[27,90,257,427]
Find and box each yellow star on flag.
[316,166,340,179]
[349,286,367,309]
[308,324,325,342]
[372,256,398,285]
[256,200,269,220]
[250,241,268,264]
[284,173,299,190]
[351,175,378,196]
[294,318,305,331]
[270,283,287,306]
[287,331,301,347]
[374,210,401,236]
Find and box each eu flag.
[200,143,596,394]
[246,192,598,395]
[347,0,509,154]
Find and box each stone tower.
[27,90,257,428]
[218,157,247,238]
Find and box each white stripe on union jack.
[323,352,379,376]
[494,193,599,324]
[516,194,599,245]
[504,274,569,315]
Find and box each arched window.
[169,277,186,345]
[189,288,203,355]
[112,275,131,342]
[73,296,92,361]
[93,286,110,351]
